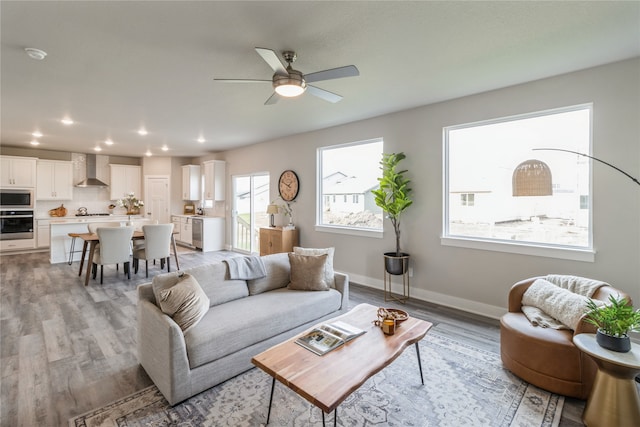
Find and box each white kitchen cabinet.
[37,220,50,248]
[0,156,37,187]
[110,164,141,200]
[182,165,201,201]
[36,160,73,200]
[171,215,197,246]
[203,160,225,201]
[181,217,193,245]
[171,215,182,242]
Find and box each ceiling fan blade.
[307,85,343,103]
[264,93,280,105]
[255,47,288,76]
[213,79,271,83]
[304,65,359,83]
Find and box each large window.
[443,104,593,260]
[317,138,383,235]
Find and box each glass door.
[231,173,270,253]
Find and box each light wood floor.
[0,249,587,426]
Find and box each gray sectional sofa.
[137,252,349,405]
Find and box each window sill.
[440,236,595,262]
[315,224,383,239]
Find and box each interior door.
[144,176,170,224]
[231,173,269,253]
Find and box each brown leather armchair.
[500,276,631,399]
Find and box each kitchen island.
[48,216,147,264]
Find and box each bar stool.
[67,226,90,264]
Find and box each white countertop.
[43,215,144,224]
[171,214,224,219]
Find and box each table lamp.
[266,204,279,227]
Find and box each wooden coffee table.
[251,303,433,426]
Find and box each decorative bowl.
[377,307,409,324]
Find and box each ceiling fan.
[214,47,359,105]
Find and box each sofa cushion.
[156,273,210,333]
[151,264,248,309]
[184,287,342,369]
[293,246,335,287]
[187,263,249,306]
[247,253,290,295]
[287,253,329,291]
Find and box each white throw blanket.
[521,276,608,330]
[224,256,267,280]
[544,274,608,297]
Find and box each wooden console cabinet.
[259,227,299,256]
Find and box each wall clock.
[278,170,299,202]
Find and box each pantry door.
[231,173,269,253]
[144,176,170,224]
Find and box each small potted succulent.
[583,294,640,352]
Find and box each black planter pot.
[596,329,631,353]
[383,252,410,275]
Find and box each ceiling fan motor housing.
[273,69,307,95]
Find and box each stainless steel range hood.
[75,154,108,188]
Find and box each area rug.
[69,324,564,426]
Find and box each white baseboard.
[346,272,506,320]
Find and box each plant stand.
[383,254,410,303]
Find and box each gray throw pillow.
[156,273,210,332]
[293,246,335,287]
[287,253,329,291]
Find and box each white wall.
[218,58,640,318]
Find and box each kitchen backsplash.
[35,186,115,218]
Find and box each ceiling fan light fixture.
[273,71,306,97]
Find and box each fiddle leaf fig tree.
[372,152,413,256]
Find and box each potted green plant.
[583,295,640,353]
[371,152,413,275]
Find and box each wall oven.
[0,188,34,209]
[0,210,34,240]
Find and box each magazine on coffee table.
[295,321,366,356]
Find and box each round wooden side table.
[573,333,640,427]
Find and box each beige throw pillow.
[287,253,329,291]
[293,246,335,287]
[157,273,210,332]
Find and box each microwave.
[0,188,34,209]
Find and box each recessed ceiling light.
[161,145,169,151]
[145,150,152,157]
[30,140,40,146]
[25,48,47,60]
[61,117,74,125]
[94,146,102,152]
[197,137,205,143]
[138,128,148,136]
[32,131,43,138]
[105,139,114,145]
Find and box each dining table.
[71,230,180,286]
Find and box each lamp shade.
[512,159,553,197]
[266,204,279,214]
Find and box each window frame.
[315,138,384,238]
[441,104,595,262]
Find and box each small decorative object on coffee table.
[573,333,640,427]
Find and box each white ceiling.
[2,1,639,158]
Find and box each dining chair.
[87,222,123,270]
[129,219,158,252]
[133,223,174,278]
[91,226,135,284]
